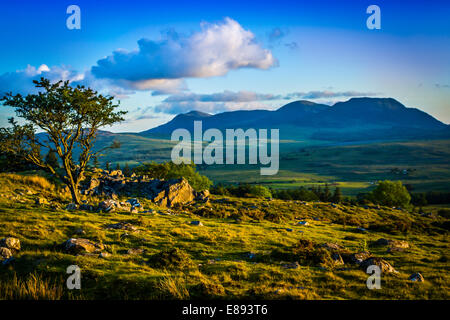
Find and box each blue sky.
[0,0,449,131]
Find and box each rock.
[348,251,372,265]
[282,261,300,269]
[0,237,21,251]
[321,243,345,251]
[190,221,204,226]
[109,170,123,177]
[297,221,309,226]
[153,178,195,207]
[98,252,110,259]
[331,253,345,265]
[245,252,256,259]
[79,204,94,211]
[375,238,409,249]
[130,206,139,214]
[360,257,397,273]
[195,190,210,201]
[98,199,119,213]
[35,198,48,205]
[126,198,141,207]
[127,248,144,255]
[65,203,78,211]
[0,247,12,259]
[74,228,86,235]
[408,272,424,282]
[106,222,137,232]
[388,240,409,249]
[286,228,293,232]
[62,238,104,255]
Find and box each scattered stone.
[408,272,424,282]
[348,251,372,265]
[375,238,409,250]
[2,257,15,266]
[65,203,78,211]
[106,222,137,232]
[35,198,48,205]
[360,257,397,273]
[62,238,105,255]
[98,199,119,213]
[0,247,12,259]
[130,206,139,214]
[74,228,86,235]
[286,228,293,232]
[126,198,141,207]
[190,221,204,226]
[356,227,367,233]
[246,252,256,259]
[321,243,345,251]
[0,237,21,251]
[99,252,110,259]
[297,221,309,226]
[282,261,300,269]
[127,248,144,255]
[79,204,94,211]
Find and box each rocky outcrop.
[81,170,199,208]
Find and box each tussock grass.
[0,273,64,300]
[0,173,55,191]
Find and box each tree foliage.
[0,78,126,203]
[133,161,212,192]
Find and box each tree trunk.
[68,180,81,205]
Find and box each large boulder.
[153,178,195,207]
[0,237,21,251]
[62,238,105,255]
[360,257,397,273]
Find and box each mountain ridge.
[140,97,449,142]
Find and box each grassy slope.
[0,174,448,300]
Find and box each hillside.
[0,173,448,299]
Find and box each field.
[92,136,450,196]
[0,173,449,300]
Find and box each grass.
[0,173,448,300]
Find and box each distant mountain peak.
[182,110,212,117]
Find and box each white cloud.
[91,18,277,88]
[0,64,84,95]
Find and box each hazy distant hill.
[140,98,449,141]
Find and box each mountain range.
[140,97,449,142]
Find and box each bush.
[366,180,411,207]
[133,161,211,192]
[211,183,272,198]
